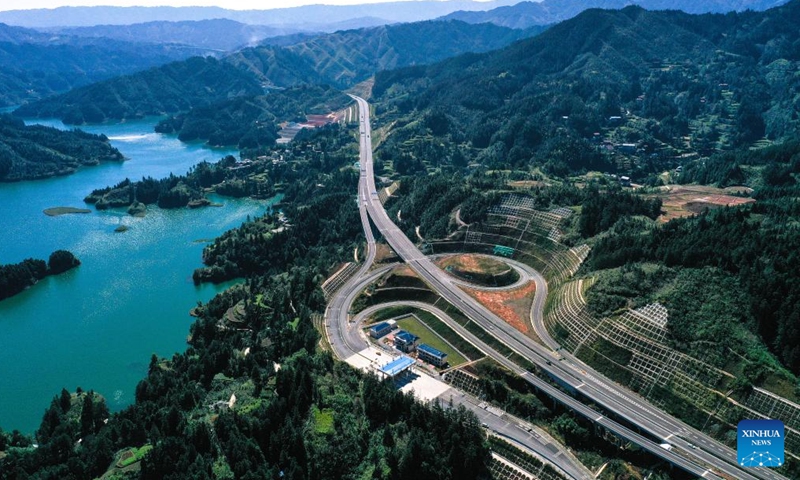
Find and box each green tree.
[47,250,80,275]
[59,388,71,414]
[80,393,94,438]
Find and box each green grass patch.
[354,288,440,313]
[313,407,334,434]
[289,317,300,331]
[412,309,483,361]
[116,444,153,468]
[592,337,633,366]
[370,305,415,323]
[239,398,264,415]
[575,341,633,386]
[397,315,467,367]
[255,294,268,309]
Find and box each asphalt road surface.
[347,95,786,480]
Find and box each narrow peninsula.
[0,114,123,182]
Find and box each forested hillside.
[0,114,123,181]
[441,0,790,28]
[585,141,800,374]
[49,19,294,52]
[155,85,350,147]
[0,24,209,107]
[14,20,537,124]
[374,1,800,178]
[228,20,536,88]
[14,57,264,124]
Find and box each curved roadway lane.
[352,302,592,480]
[324,99,595,479]
[428,253,545,293]
[348,95,786,480]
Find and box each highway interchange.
[324,95,787,480]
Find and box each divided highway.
[347,95,787,480]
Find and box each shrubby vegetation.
[0,258,47,302]
[193,126,361,283]
[0,115,122,181]
[678,140,800,187]
[587,182,800,374]
[85,120,360,216]
[388,172,660,240]
[372,3,800,178]
[385,174,472,239]
[155,85,350,148]
[578,186,661,237]
[0,250,80,301]
[85,173,209,211]
[7,3,800,477]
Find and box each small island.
[85,177,212,213]
[43,207,92,217]
[0,250,81,301]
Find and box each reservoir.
[0,118,270,434]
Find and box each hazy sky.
[0,0,472,12]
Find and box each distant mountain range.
[42,17,407,51]
[442,0,791,28]
[0,1,519,28]
[14,20,539,124]
[46,19,299,52]
[0,23,209,107]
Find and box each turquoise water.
[0,118,271,434]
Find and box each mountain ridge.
[14,20,538,124]
[0,23,212,107]
[441,0,791,28]
[46,19,299,52]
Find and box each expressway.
[347,95,786,480]
[450,391,593,480]
[326,277,593,480]
[324,97,595,479]
[351,301,715,480]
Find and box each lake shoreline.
[0,116,254,433]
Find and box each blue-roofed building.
[417,344,448,367]
[379,355,415,378]
[369,322,393,339]
[394,330,419,353]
